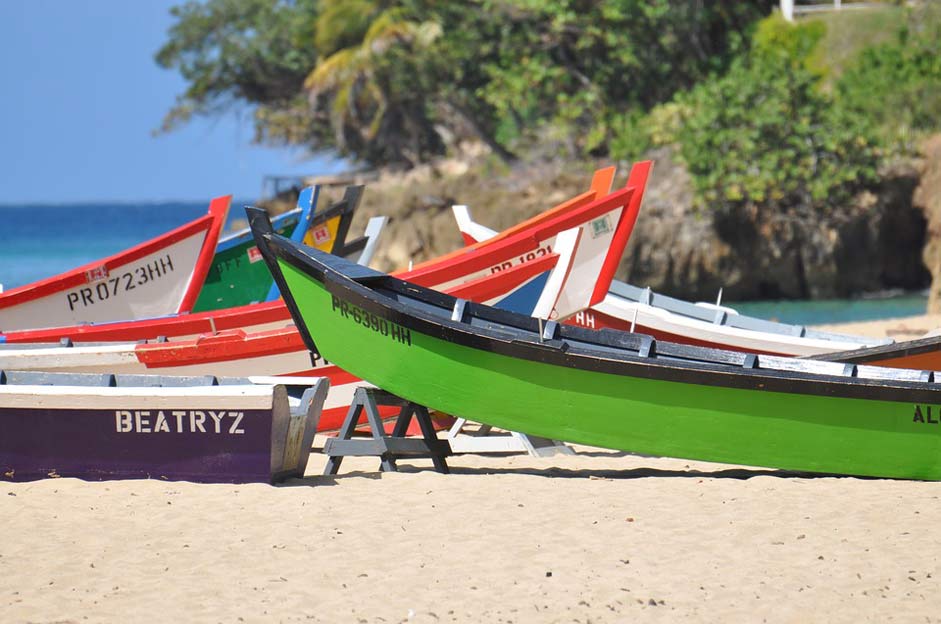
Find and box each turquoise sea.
[0,202,929,326]
[0,201,250,291]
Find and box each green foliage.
[806,5,906,88]
[313,0,382,57]
[304,4,446,166]
[836,5,941,154]
[455,0,772,158]
[752,13,825,68]
[154,0,323,146]
[157,0,774,166]
[673,17,880,213]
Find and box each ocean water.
[731,293,928,326]
[0,202,929,325]
[0,201,252,291]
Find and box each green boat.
[193,185,366,312]
[249,211,941,481]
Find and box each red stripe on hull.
[135,326,305,368]
[0,196,230,309]
[590,162,652,305]
[446,253,558,302]
[2,300,292,344]
[177,195,231,313]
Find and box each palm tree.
[305,2,445,166]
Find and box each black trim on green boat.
[805,333,941,365]
[250,210,941,406]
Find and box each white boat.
[0,196,231,331]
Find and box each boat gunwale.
[261,230,941,407]
[806,333,941,364]
[216,204,303,253]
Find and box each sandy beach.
[4,314,941,623]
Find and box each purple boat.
[0,371,328,483]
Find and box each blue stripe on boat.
[216,208,301,253]
[492,271,551,315]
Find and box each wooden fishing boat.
[0,163,648,347]
[0,328,358,432]
[193,185,372,312]
[0,195,230,332]
[455,206,891,357]
[192,186,320,312]
[0,370,328,483]
[0,218,612,432]
[402,162,649,304]
[256,228,941,481]
[0,211,388,345]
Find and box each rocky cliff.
[916,135,941,313]
[618,149,928,301]
[298,146,930,302]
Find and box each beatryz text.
[331,295,411,345]
[115,409,245,434]
[67,255,174,311]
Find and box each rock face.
[916,135,941,313]
[620,149,929,300]
[303,146,930,302]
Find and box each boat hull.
[193,215,300,312]
[0,377,328,483]
[0,230,207,331]
[0,196,229,331]
[275,257,941,481]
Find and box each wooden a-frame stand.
[323,388,452,475]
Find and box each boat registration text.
[331,295,411,346]
[67,254,175,311]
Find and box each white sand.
[813,313,941,339]
[4,316,941,623]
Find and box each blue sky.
[0,1,343,203]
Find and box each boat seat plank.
[1,370,116,387]
[113,374,220,387]
[855,365,933,383]
[755,356,848,377]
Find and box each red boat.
[0,163,654,431]
[1,163,649,345]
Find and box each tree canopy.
[156,0,773,166]
[157,1,941,218]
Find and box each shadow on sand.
[279,448,872,486]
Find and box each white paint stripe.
[0,344,140,371]
[452,205,498,243]
[0,384,278,410]
[594,296,867,355]
[322,380,375,410]
[532,227,580,320]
